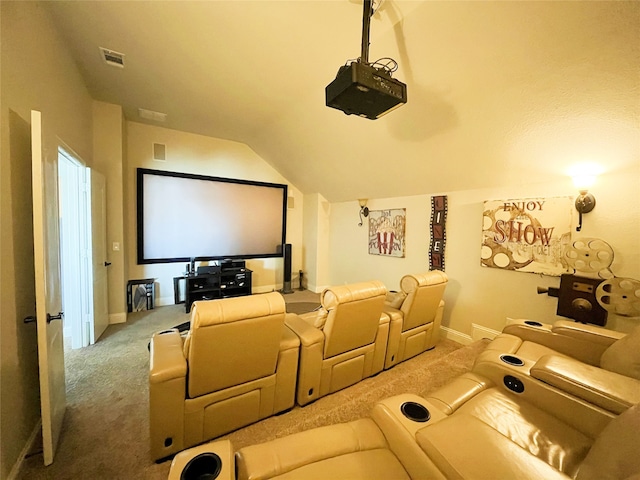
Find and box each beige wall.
[124,122,304,306]
[328,168,640,343]
[302,193,331,292]
[92,102,128,322]
[0,2,94,478]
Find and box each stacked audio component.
[184,260,252,313]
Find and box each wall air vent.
[99,47,125,68]
[138,108,167,123]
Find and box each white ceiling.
[45,1,640,202]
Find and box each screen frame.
[136,168,288,264]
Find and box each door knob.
[24,316,36,324]
[46,312,64,323]
[104,261,112,267]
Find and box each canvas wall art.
[369,208,406,257]
[429,196,447,271]
[481,196,572,276]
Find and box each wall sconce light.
[573,174,596,232]
[358,199,369,226]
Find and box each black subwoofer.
[281,243,293,294]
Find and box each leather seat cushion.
[236,418,405,480]
[455,389,592,477]
[266,449,410,480]
[416,413,570,480]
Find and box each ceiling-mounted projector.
[326,62,407,119]
[325,0,407,119]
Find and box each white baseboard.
[306,283,329,294]
[156,295,175,307]
[439,325,473,345]
[471,323,501,342]
[8,418,41,480]
[109,312,126,324]
[439,324,501,345]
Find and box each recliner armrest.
[281,316,302,350]
[149,329,188,461]
[424,372,492,415]
[502,321,620,366]
[531,355,640,415]
[285,313,325,406]
[385,291,406,309]
[150,329,187,384]
[551,320,625,347]
[285,313,325,347]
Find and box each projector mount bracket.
[360,0,373,65]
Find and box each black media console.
[181,260,252,313]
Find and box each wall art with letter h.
[368,209,406,258]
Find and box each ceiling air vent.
[99,47,125,68]
[138,108,167,123]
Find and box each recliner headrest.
[401,271,448,294]
[190,292,285,329]
[321,280,387,310]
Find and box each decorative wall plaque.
[481,196,572,275]
[429,196,447,271]
[368,209,406,258]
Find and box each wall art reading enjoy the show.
[481,196,572,275]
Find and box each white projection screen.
[137,169,287,264]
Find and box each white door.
[31,110,66,465]
[89,168,109,343]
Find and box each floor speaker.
[281,243,294,294]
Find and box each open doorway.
[58,148,91,349]
[58,149,109,349]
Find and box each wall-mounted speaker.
[153,143,166,161]
[281,243,293,294]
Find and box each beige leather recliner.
[149,292,300,461]
[235,370,640,480]
[474,321,640,415]
[285,280,389,406]
[383,271,448,369]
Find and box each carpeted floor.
[18,292,488,479]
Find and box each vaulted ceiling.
[45,1,639,202]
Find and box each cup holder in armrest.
[524,320,543,327]
[181,452,222,480]
[500,354,524,366]
[400,402,431,422]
